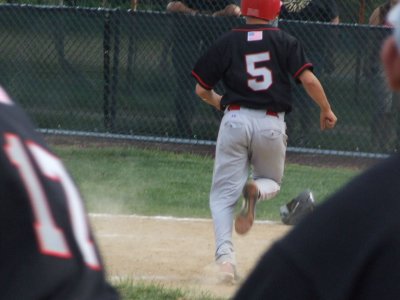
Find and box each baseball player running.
[191,0,337,283]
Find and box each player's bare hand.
[320,110,337,130]
[195,84,223,111]
[324,118,336,129]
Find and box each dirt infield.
[90,214,292,299]
[49,135,381,298]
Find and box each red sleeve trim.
[191,71,213,90]
[293,63,313,78]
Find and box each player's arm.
[328,1,340,24]
[298,69,337,130]
[369,7,380,25]
[192,36,228,109]
[212,4,241,17]
[331,16,340,24]
[195,83,222,111]
[166,1,198,15]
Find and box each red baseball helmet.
[241,0,282,21]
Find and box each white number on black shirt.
[246,52,272,91]
[4,134,100,270]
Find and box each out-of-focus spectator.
[0,84,120,299]
[280,0,339,23]
[167,0,240,16]
[368,0,400,152]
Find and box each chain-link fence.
[0,1,397,157]
[0,0,393,24]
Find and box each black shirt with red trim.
[234,154,400,299]
[0,86,119,300]
[192,23,312,113]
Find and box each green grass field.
[115,280,226,300]
[54,145,359,221]
[52,144,361,300]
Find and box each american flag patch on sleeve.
[247,31,263,41]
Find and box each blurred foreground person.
[0,85,119,299]
[234,4,400,298]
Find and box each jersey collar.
[232,24,280,32]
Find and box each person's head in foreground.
[382,2,400,90]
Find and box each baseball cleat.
[235,181,259,235]
[217,262,240,285]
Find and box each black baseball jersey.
[191,24,312,113]
[235,154,400,299]
[0,86,119,299]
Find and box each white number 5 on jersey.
[245,52,272,91]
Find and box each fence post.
[110,10,120,132]
[103,10,111,131]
